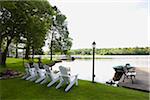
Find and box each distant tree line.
[70,47,150,55]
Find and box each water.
[50,55,149,83]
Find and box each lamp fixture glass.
[92,41,96,48]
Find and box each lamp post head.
[92,41,96,48]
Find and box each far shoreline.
[32,55,150,59]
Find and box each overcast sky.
[45,0,149,50]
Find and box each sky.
[44,0,149,50]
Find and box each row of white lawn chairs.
[22,63,78,92]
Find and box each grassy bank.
[0,58,53,72]
[0,58,149,100]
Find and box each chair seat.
[126,72,136,76]
[29,68,35,76]
[40,65,60,86]
[52,72,60,79]
[38,69,46,77]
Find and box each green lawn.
[0,58,149,100]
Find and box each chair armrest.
[55,72,61,76]
[128,71,136,73]
[60,74,78,78]
[70,74,78,77]
[60,74,70,77]
[126,72,136,76]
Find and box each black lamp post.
[47,43,50,61]
[92,41,96,83]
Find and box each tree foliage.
[0,0,73,65]
[70,47,150,55]
[48,6,72,55]
[0,0,54,64]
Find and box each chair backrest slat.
[43,65,53,80]
[24,63,30,74]
[33,63,40,76]
[59,66,70,83]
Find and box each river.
[49,55,149,83]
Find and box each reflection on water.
[52,56,149,83]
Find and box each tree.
[0,1,24,65]
[48,6,72,59]
[0,0,54,65]
[22,1,54,59]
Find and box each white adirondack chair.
[25,63,45,82]
[21,63,30,79]
[40,65,60,87]
[56,66,78,92]
[34,63,46,83]
[25,64,37,81]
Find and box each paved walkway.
[118,67,150,92]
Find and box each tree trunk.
[0,49,2,65]
[32,47,34,61]
[1,50,8,65]
[25,44,30,59]
[50,32,54,61]
[7,50,9,57]
[0,39,12,65]
[15,43,18,58]
[50,42,53,60]
[0,34,2,64]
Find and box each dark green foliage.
[49,6,72,55]
[0,1,72,64]
[0,0,54,64]
[34,48,44,55]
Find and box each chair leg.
[47,77,60,87]
[123,76,125,82]
[40,78,48,84]
[22,74,30,80]
[35,76,45,83]
[130,76,133,84]
[131,79,133,84]
[56,79,64,89]
[26,75,33,80]
[30,76,37,81]
[76,79,78,86]
[75,75,78,86]
[65,78,77,92]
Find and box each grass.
[0,58,53,72]
[0,58,149,100]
